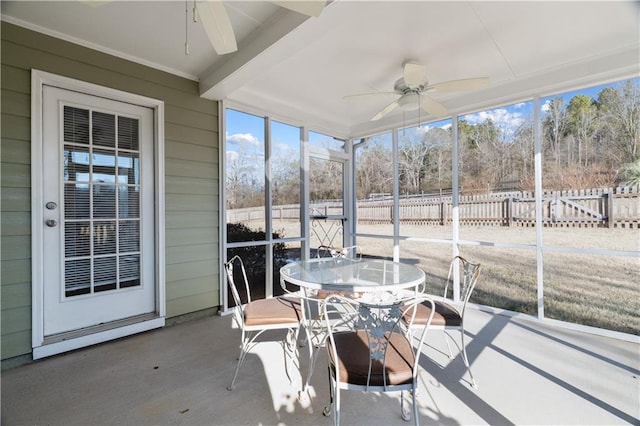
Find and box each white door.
[41,86,156,336]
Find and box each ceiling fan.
[346,61,489,121]
[81,0,327,55]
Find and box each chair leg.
[227,339,248,391]
[460,329,478,388]
[323,367,336,424]
[334,381,341,426]
[412,387,420,426]
[300,340,322,398]
[400,390,410,422]
[443,330,454,359]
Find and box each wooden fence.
[228,186,640,229]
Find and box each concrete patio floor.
[2,308,639,425]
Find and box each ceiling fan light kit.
[398,92,421,111]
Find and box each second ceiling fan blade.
[197,1,238,55]
[430,77,490,93]
[371,100,399,121]
[420,96,449,118]
[343,91,397,100]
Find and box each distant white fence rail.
[227,186,640,229]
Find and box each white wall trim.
[31,69,166,356]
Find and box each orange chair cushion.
[328,330,414,386]
[404,300,462,327]
[243,297,302,326]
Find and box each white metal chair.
[298,245,362,397]
[225,255,303,390]
[404,255,481,388]
[322,294,436,425]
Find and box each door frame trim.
[31,70,166,358]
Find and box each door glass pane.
[118,116,139,150]
[92,111,116,148]
[117,152,140,218]
[63,106,89,145]
[309,157,344,249]
[65,259,91,296]
[118,185,139,218]
[94,256,117,293]
[225,109,266,242]
[64,222,90,258]
[62,105,142,297]
[64,182,90,219]
[93,221,116,255]
[93,184,116,218]
[64,145,90,182]
[118,221,140,253]
[119,254,141,288]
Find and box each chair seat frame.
[225,255,302,391]
[406,255,481,388]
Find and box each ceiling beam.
[198,8,312,100]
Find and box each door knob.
[45,219,57,227]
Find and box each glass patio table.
[280,257,426,398]
[280,257,426,301]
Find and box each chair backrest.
[224,255,252,310]
[443,255,481,316]
[323,294,435,388]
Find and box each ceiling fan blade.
[420,96,449,118]
[271,1,326,17]
[430,77,490,93]
[343,91,397,100]
[371,100,399,121]
[197,1,238,55]
[403,61,425,88]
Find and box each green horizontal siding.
[166,243,219,264]
[166,291,218,318]
[1,138,30,164]
[1,22,220,362]
[166,210,218,228]
[165,227,218,247]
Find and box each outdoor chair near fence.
[224,255,303,390]
[403,255,482,388]
[322,294,436,425]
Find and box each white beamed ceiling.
[2,0,638,137]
